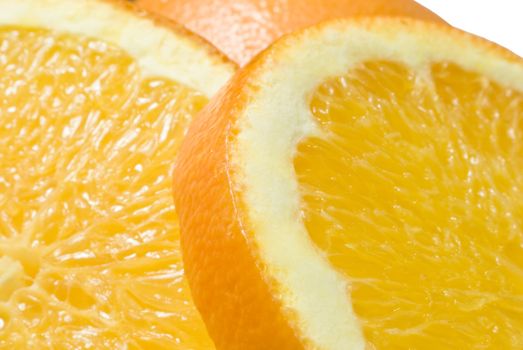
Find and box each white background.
[416,0,523,57]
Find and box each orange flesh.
[0,27,213,349]
[295,61,523,348]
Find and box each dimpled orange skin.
[173,66,305,350]
[137,0,443,66]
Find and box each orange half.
[0,0,234,348]
[174,18,523,350]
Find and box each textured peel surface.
[295,60,523,349]
[0,26,213,349]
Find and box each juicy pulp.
[295,60,523,349]
[0,26,213,349]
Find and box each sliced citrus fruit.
[137,0,443,66]
[173,18,523,349]
[0,0,234,348]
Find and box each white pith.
[233,19,523,349]
[0,0,234,97]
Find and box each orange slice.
[0,0,234,348]
[137,0,443,66]
[173,18,523,349]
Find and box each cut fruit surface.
[173,18,523,350]
[298,61,523,348]
[137,0,443,66]
[0,0,234,348]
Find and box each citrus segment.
[296,60,523,348]
[0,1,232,346]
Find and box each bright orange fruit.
[0,0,234,348]
[173,18,523,350]
[137,0,443,66]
